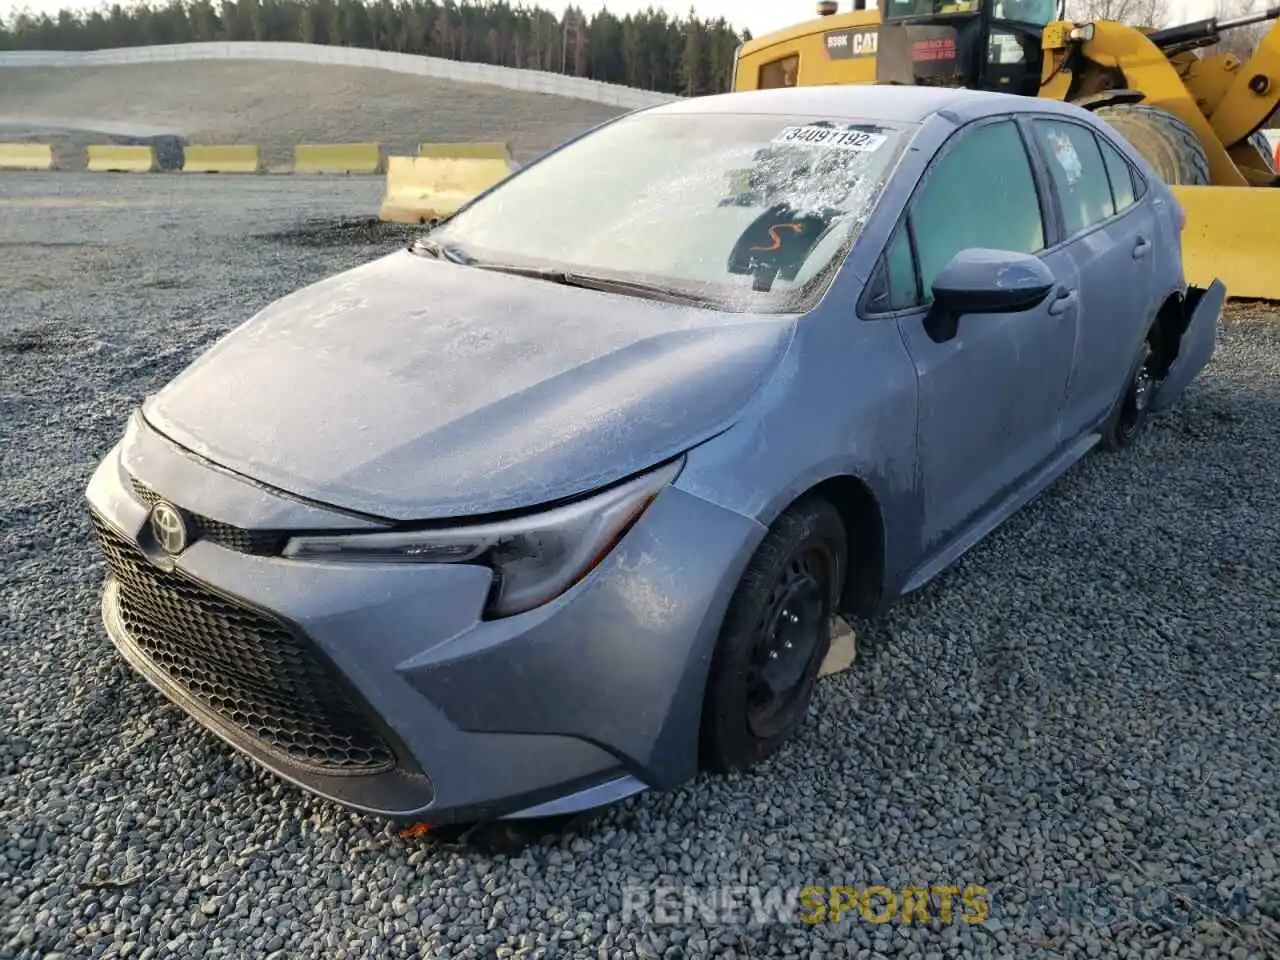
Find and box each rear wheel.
[1102,339,1159,451]
[700,497,847,773]
[1091,104,1211,185]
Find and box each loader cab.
[875,0,1064,96]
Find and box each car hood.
[143,250,796,521]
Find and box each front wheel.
[700,497,847,773]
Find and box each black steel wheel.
[700,497,846,773]
[744,550,830,740]
[1102,341,1158,451]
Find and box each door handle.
[1048,287,1077,316]
[1133,236,1152,259]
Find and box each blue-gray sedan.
[85,84,1224,827]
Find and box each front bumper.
[85,413,762,823]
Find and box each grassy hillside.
[0,61,628,168]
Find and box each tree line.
[0,0,752,96]
[3,0,1274,96]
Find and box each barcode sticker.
[772,125,887,152]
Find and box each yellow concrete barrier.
[1172,185,1280,301]
[0,143,54,170]
[379,155,512,224]
[293,143,382,174]
[183,144,261,173]
[86,145,156,173]
[418,141,510,161]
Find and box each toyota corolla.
[85,84,1223,827]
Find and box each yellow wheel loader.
[733,0,1280,298]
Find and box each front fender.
[400,484,765,791]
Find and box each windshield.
[428,111,913,313]
[885,0,1057,26]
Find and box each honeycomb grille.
[130,479,286,556]
[92,514,395,774]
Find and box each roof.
[646,85,1028,124]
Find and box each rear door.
[1024,115,1159,439]
[864,116,1080,555]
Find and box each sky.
[1,0,1216,35]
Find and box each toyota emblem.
[149,501,190,555]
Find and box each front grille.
[92,514,395,774]
[130,479,286,556]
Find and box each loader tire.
[1091,104,1211,186]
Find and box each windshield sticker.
[773,125,888,152]
[1047,130,1083,184]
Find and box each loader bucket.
[1170,186,1280,301]
[378,153,514,225]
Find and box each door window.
[907,119,1046,304]
[885,224,919,310]
[1031,118,1116,237]
[994,0,1057,26]
[1097,135,1137,212]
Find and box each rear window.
[1098,136,1137,212]
[759,55,800,89]
[1032,118,1115,237]
[431,111,914,313]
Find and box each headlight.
[282,458,683,618]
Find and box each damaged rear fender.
[1150,279,1226,414]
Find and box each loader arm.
[1206,17,1280,149]
[1047,20,1250,185]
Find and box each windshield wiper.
[410,237,476,265]
[468,262,721,307]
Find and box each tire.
[700,497,847,773]
[1101,338,1159,451]
[1091,104,1211,185]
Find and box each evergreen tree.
[0,0,750,95]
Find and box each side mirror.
[930,248,1056,316]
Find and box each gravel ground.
[0,62,626,168]
[2,171,1278,959]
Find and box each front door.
[885,117,1079,553]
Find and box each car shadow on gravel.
[411,810,611,856]
[0,326,98,356]
[256,216,424,249]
